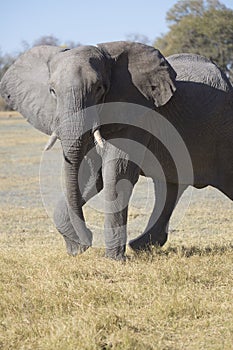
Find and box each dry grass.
[0,111,21,118]
[0,115,233,350]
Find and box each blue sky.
[1,0,233,55]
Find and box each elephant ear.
[0,46,62,135]
[98,41,177,107]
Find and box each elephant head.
[0,41,177,249]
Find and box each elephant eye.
[49,87,57,98]
[151,85,157,91]
[96,85,103,93]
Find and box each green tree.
[154,0,233,80]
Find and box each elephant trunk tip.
[44,132,58,151]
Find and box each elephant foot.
[129,231,168,252]
[105,245,126,261]
[63,236,90,257]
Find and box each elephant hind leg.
[216,177,233,201]
[54,196,89,256]
[129,181,187,251]
[215,142,233,201]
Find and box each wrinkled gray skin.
[1,42,233,260]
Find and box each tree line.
[1,0,233,110]
[154,0,233,81]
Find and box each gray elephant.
[1,41,232,261]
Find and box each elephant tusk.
[44,132,58,151]
[94,129,104,148]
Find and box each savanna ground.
[0,112,232,350]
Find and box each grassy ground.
[0,115,232,349]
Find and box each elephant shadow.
[129,242,233,259]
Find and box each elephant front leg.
[54,196,90,256]
[54,168,103,256]
[103,158,140,260]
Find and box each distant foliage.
[0,52,15,80]
[62,40,82,49]
[0,52,16,110]
[125,33,152,45]
[33,35,61,47]
[30,35,81,49]
[166,0,226,23]
[154,0,233,81]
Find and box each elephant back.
[167,53,232,93]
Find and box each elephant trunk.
[62,136,93,246]
[58,103,103,247]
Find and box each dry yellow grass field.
[0,114,232,350]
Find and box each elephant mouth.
[44,128,105,151]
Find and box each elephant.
[1,41,232,261]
